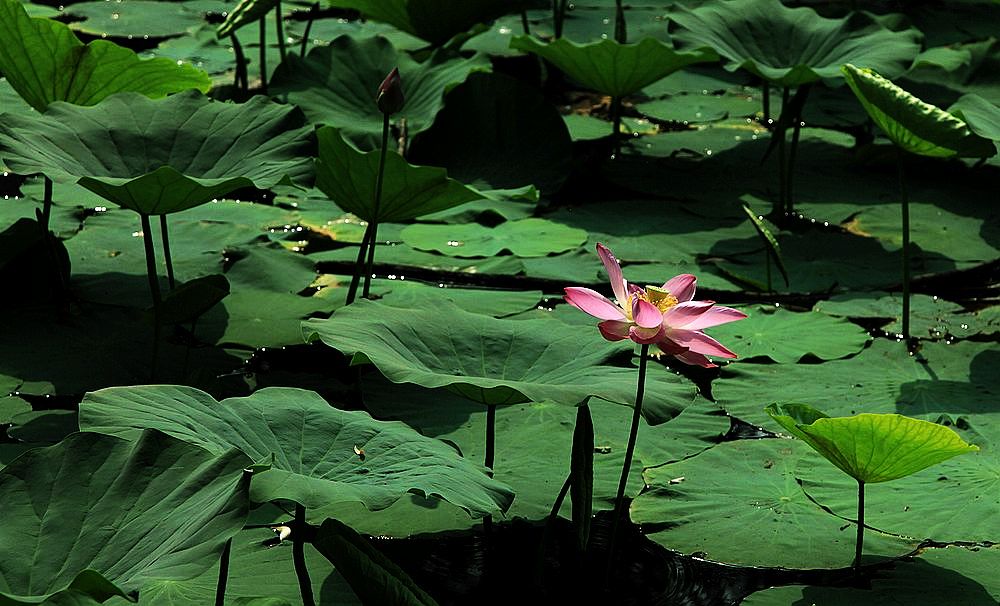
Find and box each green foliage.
[401,218,586,257]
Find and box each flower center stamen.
[643,286,679,312]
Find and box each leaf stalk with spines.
[606,343,649,580]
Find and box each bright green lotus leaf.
[508,36,716,98]
[270,36,489,150]
[743,545,1000,605]
[0,91,313,215]
[707,306,870,363]
[0,0,209,113]
[378,282,541,318]
[842,64,996,158]
[951,93,1000,149]
[325,0,540,46]
[63,0,211,38]
[400,218,586,258]
[303,299,694,424]
[216,0,279,38]
[314,126,483,223]
[668,0,921,87]
[631,439,917,568]
[0,429,251,604]
[79,385,513,518]
[312,518,439,606]
[766,403,979,483]
[406,72,573,194]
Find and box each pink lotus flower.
[564,243,747,367]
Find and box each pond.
[0,0,998,605]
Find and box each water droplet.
[600,33,608,39]
[602,17,609,24]
[111,11,120,19]
[960,323,969,330]
[498,26,512,34]
[447,240,463,247]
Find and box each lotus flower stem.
[606,343,650,578]
[214,537,232,606]
[275,1,286,62]
[853,480,865,571]
[139,214,162,380]
[293,504,316,606]
[897,147,911,340]
[231,34,248,97]
[259,17,268,93]
[362,113,391,299]
[300,2,319,57]
[158,215,175,290]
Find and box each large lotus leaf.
[706,306,871,363]
[0,91,313,215]
[795,438,999,543]
[377,282,542,318]
[743,545,1000,605]
[407,72,573,194]
[303,299,693,424]
[0,0,209,113]
[216,0,281,38]
[325,0,540,46]
[400,218,586,258]
[842,64,996,158]
[668,0,921,87]
[766,403,979,484]
[508,36,716,98]
[62,0,213,38]
[314,126,484,223]
[79,385,514,518]
[0,429,251,604]
[630,439,917,568]
[714,339,1000,429]
[816,293,999,339]
[103,531,360,605]
[951,93,1000,149]
[270,36,489,150]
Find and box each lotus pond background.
[1,0,998,604]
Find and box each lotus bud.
[376,67,404,115]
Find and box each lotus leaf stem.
[214,537,232,606]
[897,146,911,340]
[345,227,371,305]
[611,96,623,158]
[259,16,268,93]
[159,214,175,290]
[139,214,162,380]
[784,84,811,218]
[521,10,530,35]
[571,403,593,554]
[483,403,498,533]
[776,87,789,217]
[42,176,52,232]
[293,504,315,606]
[606,343,650,580]
[553,0,568,38]
[614,0,626,43]
[362,113,391,299]
[231,34,248,97]
[762,84,770,125]
[300,3,319,57]
[853,480,865,571]
[275,1,286,62]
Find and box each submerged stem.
[897,146,911,340]
[293,504,315,606]
[139,214,162,380]
[159,214,175,290]
[363,114,391,299]
[214,538,232,606]
[606,344,649,581]
[853,480,866,571]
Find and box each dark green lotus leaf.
[668,0,921,87]
[63,0,213,38]
[631,439,917,568]
[407,72,573,194]
[767,403,979,483]
[508,36,716,98]
[815,292,997,339]
[102,529,360,605]
[951,93,1000,149]
[0,429,251,604]
[0,91,314,215]
[743,545,1000,605]
[377,282,542,318]
[707,306,870,363]
[0,0,209,112]
[271,35,489,150]
[303,299,694,424]
[400,218,586,258]
[79,385,513,517]
[314,126,483,223]
[325,0,541,46]
[842,64,996,158]
[312,518,439,606]
[216,0,280,38]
